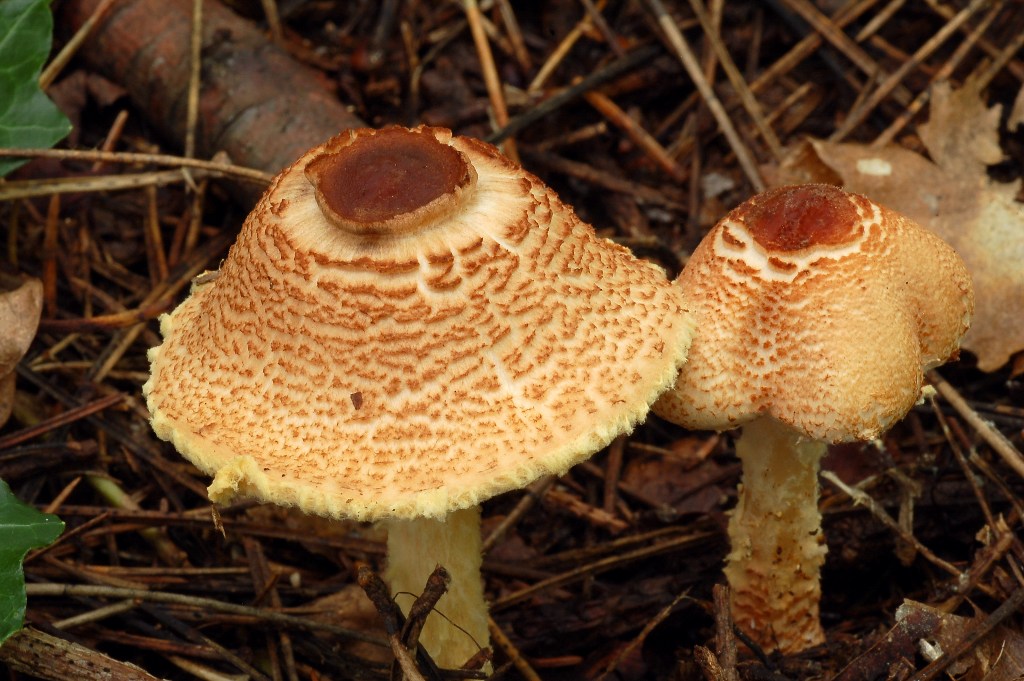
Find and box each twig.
[583,90,687,181]
[0,391,124,450]
[25,583,386,645]
[492,530,713,610]
[356,565,428,681]
[401,567,451,656]
[0,148,273,183]
[544,487,630,533]
[775,0,899,91]
[830,0,990,141]
[930,371,1024,481]
[974,15,1024,89]
[873,1,1002,147]
[39,0,119,89]
[0,168,237,202]
[489,44,661,144]
[522,150,686,208]
[142,603,273,681]
[259,0,284,46]
[0,627,169,681]
[687,0,783,160]
[821,471,965,579]
[644,0,765,191]
[487,615,541,681]
[15,362,210,499]
[579,0,624,58]
[185,0,203,160]
[38,300,175,332]
[464,0,518,163]
[493,0,532,72]
[528,0,609,92]
[595,587,691,681]
[483,475,555,552]
[52,599,139,630]
[42,195,59,317]
[602,436,625,515]
[712,584,739,681]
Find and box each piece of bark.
[58,0,364,204]
[0,627,168,681]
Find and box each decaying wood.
[0,628,168,681]
[58,0,364,201]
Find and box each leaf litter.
[771,76,1024,371]
[2,2,1024,680]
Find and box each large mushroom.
[145,126,695,668]
[654,184,973,653]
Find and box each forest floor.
[2,1,1024,680]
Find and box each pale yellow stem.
[725,417,827,653]
[384,506,489,670]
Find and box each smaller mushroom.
[654,184,973,653]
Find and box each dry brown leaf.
[0,274,43,427]
[897,600,1024,680]
[304,584,391,664]
[770,79,1024,371]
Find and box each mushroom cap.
[145,126,694,521]
[653,184,973,443]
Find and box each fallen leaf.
[897,600,1024,681]
[770,78,1024,371]
[304,584,391,664]
[0,274,43,427]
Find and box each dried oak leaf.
[771,79,1024,371]
[0,275,43,427]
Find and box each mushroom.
[145,126,695,668]
[653,184,973,653]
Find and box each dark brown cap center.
[741,184,860,251]
[305,127,472,233]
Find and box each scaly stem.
[383,506,489,669]
[725,417,827,653]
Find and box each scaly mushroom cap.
[145,126,694,521]
[654,184,973,442]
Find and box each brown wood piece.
[0,627,168,681]
[58,0,365,205]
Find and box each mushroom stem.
[725,417,828,653]
[383,506,489,669]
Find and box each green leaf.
[0,0,72,177]
[0,479,63,644]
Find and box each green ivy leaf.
[0,479,64,644]
[0,0,72,177]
